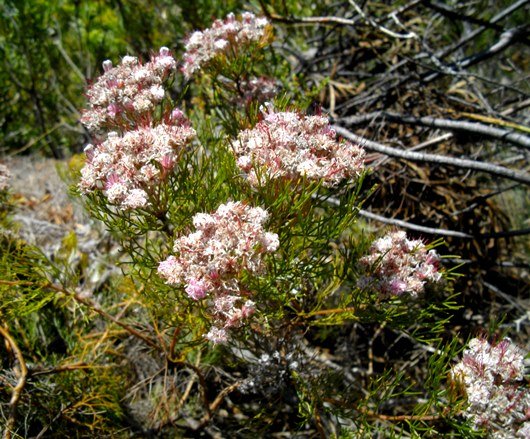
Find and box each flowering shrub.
[451,337,530,438]
[4,8,522,438]
[233,104,365,187]
[158,201,278,343]
[81,47,176,133]
[182,12,271,78]
[358,230,442,298]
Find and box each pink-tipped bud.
[185,278,208,300]
[170,108,185,123]
[160,154,174,170]
[107,103,120,117]
[102,60,113,72]
[159,46,170,57]
[241,300,256,318]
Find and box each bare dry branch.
[339,111,530,149]
[424,25,530,82]
[435,0,530,60]
[333,125,530,185]
[0,325,28,439]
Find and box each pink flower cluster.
[81,47,176,133]
[451,337,530,438]
[233,105,365,187]
[358,231,441,298]
[0,164,10,191]
[79,112,196,209]
[158,201,279,343]
[182,12,270,78]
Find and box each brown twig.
[167,357,211,417]
[0,325,28,439]
[298,306,360,317]
[196,381,242,429]
[0,279,160,351]
[323,397,442,422]
[29,362,95,377]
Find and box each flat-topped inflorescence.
[358,230,441,298]
[79,110,196,209]
[451,337,530,438]
[182,12,271,79]
[233,104,365,187]
[158,201,279,343]
[81,47,176,133]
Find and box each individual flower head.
[81,47,177,133]
[358,230,442,298]
[451,337,530,437]
[233,104,365,187]
[79,115,196,209]
[0,163,11,192]
[182,12,271,79]
[158,201,279,343]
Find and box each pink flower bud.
[170,108,185,122]
[107,103,120,117]
[102,60,113,72]
[185,278,208,300]
[160,154,174,170]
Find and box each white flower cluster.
[358,231,442,298]
[0,163,10,191]
[158,201,279,343]
[233,105,365,187]
[451,337,530,438]
[182,12,270,78]
[81,47,176,133]
[79,114,196,209]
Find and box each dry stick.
[0,279,159,350]
[196,381,242,429]
[333,125,530,186]
[423,25,530,82]
[321,194,474,238]
[29,362,95,377]
[168,358,211,417]
[258,0,359,26]
[0,326,28,439]
[299,306,360,317]
[44,282,161,350]
[324,197,530,240]
[339,112,530,150]
[358,209,473,239]
[348,0,417,39]
[436,0,530,60]
[421,0,505,31]
[322,397,442,421]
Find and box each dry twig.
[0,325,28,439]
[333,125,530,185]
